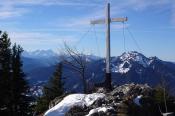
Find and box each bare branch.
[60,43,89,93]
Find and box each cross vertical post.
[90,2,127,90]
[105,3,111,89]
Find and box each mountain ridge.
[62,51,175,92]
[22,50,175,94]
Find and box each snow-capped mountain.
[23,50,101,96]
[22,50,100,85]
[111,51,150,73]
[110,51,175,86]
[22,50,59,84]
[22,49,58,59]
[111,51,158,74]
[62,51,175,93]
[85,54,101,61]
[22,50,175,94]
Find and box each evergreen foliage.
[35,96,49,115]
[44,63,63,100]
[0,32,12,114]
[35,63,64,114]
[0,31,32,116]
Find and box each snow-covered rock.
[44,93,105,116]
[86,106,113,116]
[162,112,174,116]
[44,84,154,116]
[133,95,143,106]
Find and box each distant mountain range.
[22,50,100,84]
[23,49,58,59]
[22,50,175,94]
[22,50,59,84]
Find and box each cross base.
[105,73,112,90]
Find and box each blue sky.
[0,0,175,61]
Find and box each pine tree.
[35,63,64,114]
[44,63,64,100]
[0,31,32,116]
[10,44,32,116]
[0,31,12,115]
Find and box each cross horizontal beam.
[111,17,128,22]
[90,17,127,25]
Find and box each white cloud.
[111,0,171,11]
[0,0,102,7]
[8,31,78,50]
[0,0,102,19]
[10,31,77,42]
[48,0,173,32]
[1,0,145,22]
[0,8,28,19]
[0,0,174,45]
[0,0,172,21]
[0,0,29,19]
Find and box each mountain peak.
[119,51,149,67]
[112,51,150,74]
[120,51,145,60]
[22,49,58,59]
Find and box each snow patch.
[86,106,113,116]
[162,112,174,116]
[44,93,105,116]
[133,95,142,106]
[112,61,131,74]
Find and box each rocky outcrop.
[63,83,154,116]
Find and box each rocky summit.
[45,83,173,116]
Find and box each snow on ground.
[162,112,174,116]
[133,95,142,106]
[86,106,113,116]
[44,93,105,116]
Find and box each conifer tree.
[35,63,64,114]
[10,44,32,116]
[0,31,32,116]
[44,63,64,101]
[0,31,12,115]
